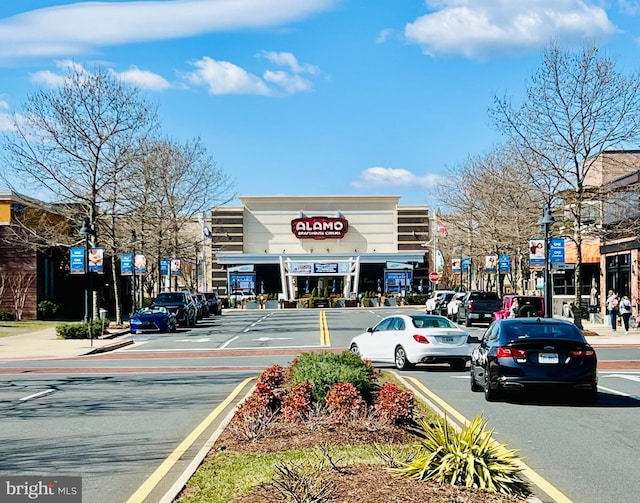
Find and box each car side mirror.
[466,335,480,344]
[367,327,374,333]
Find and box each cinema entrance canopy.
[211,196,430,299]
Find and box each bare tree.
[124,137,235,298]
[7,272,35,321]
[433,145,541,293]
[491,42,640,320]
[2,65,159,321]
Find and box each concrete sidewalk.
[0,326,133,360]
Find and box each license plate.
[442,337,455,344]
[539,353,558,364]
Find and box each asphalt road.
[1,307,639,503]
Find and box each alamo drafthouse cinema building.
[209,196,431,301]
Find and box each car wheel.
[394,346,414,370]
[450,359,467,371]
[518,305,536,318]
[470,366,483,392]
[484,367,500,402]
[349,344,360,356]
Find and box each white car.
[349,314,478,371]
[447,292,467,319]
[425,290,457,314]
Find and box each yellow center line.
[401,376,574,503]
[320,311,330,346]
[126,376,254,503]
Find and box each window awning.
[564,241,601,264]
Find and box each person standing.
[619,295,633,334]
[606,290,619,331]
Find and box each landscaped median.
[174,352,530,503]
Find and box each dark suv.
[151,291,197,327]
[203,292,222,315]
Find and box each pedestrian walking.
[619,295,632,334]
[606,290,619,331]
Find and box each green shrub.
[0,311,16,321]
[56,320,108,339]
[37,300,60,320]
[392,415,531,498]
[288,351,377,403]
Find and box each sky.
[1,0,640,207]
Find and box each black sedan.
[470,318,597,403]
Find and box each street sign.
[429,271,440,283]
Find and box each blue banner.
[121,253,133,276]
[549,238,565,264]
[499,254,511,273]
[160,258,170,275]
[461,257,471,273]
[70,247,85,274]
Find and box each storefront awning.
[564,241,601,264]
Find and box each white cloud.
[258,51,320,75]
[0,99,14,132]
[351,167,444,190]
[405,0,619,60]
[29,60,170,91]
[183,57,272,96]
[0,0,338,63]
[263,71,313,94]
[111,66,170,91]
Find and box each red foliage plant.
[325,382,366,420]
[281,381,314,422]
[257,364,286,389]
[373,382,415,425]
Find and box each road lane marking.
[320,311,331,346]
[126,376,254,503]
[220,336,238,348]
[597,385,640,400]
[19,389,56,401]
[602,373,640,382]
[399,375,574,503]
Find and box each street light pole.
[538,205,556,318]
[80,217,94,345]
[130,230,136,316]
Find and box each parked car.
[456,291,502,327]
[349,314,479,371]
[493,294,544,320]
[447,292,467,320]
[130,306,177,334]
[425,290,457,314]
[193,293,210,319]
[470,318,598,403]
[204,292,222,315]
[151,291,197,327]
[229,290,256,306]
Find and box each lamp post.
[538,205,556,318]
[80,217,93,324]
[129,230,136,316]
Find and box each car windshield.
[138,307,166,315]
[155,293,182,303]
[502,322,585,342]
[411,315,457,329]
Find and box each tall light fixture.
[79,217,93,327]
[538,205,556,318]
[129,230,137,315]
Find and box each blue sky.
[1,1,640,207]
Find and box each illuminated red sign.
[291,217,349,240]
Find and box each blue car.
[130,306,177,334]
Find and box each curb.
[84,338,134,355]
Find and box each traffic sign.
[429,271,440,283]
